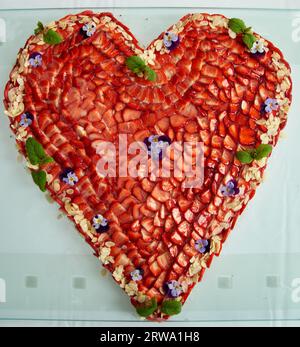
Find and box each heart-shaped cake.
[3,11,292,320]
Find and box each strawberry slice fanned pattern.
[3,11,292,320]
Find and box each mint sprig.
[34,21,63,45]
[34,21,44,35]
[31,170,47,192]
[228,18,257,50]
[161,300,182,316]
[236,144,272,164]
[25,137,53,166]
[135,297,157,317]
[125,56,157,82]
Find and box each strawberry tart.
[3,11,292,320]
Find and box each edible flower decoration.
[163,32,180,51]
[220,179,240,197]
[130,268,143,282]
[60,168,79,186]
[92,214,109,233]
[81,22,97,38]
[250,38,266,55]
[29,52,42,67]
[236,144,272,164]
[164,280,182,298]
[144,135,171,160]
[194,239,210,254]
[261,98,279,114]
[19,112,33,128]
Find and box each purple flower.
[28,52,42,67]
[264,98,279,113]
[195,239,210,254]
[19,112,33,128]
[130,268,143,282]
[144,135,171,160]
[164,280,182,298]
[60,168,78,186]
[163,32,180,51]
[92,214,109,233]
[80,22,96,38]
[220,179,240,197]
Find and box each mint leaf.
[31,170,47,192]
[25,138,53,166]
[126,56,146,74]
[126,56,156,82]
[34,21,44,35]
[161,300,182,316]
[236,151,253,164]
[43,29,63,45]
[255,144,272,160]
[26,138,41,165]
[40,157,54,165]
[228,18,247,34]
[144,66,157,82]
[243,33,256,50]
[136,298,157,317]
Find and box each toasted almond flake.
[92,16,100,24]
[66,189,74,195]
[53,180,61,192]
[112,265,124,282]
[74,214,84,224]
[46,173,53,183]
[228,29,237,39]
[124,281,138,296]
[192,13,204,21]
[62,197,71,204]
[101,16,112,24]
[80,219,91,232]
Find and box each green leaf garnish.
[40,157,55,165]
[228,18,258,51]
[236,150,254,164]
[135,298,157,317]
[43,29,63,45]
[144,66,157,81]
[25,137,53,166]
[236,144,273,164]
[242,33,257,50]
[34,21,44,35]
[31,170,47,192]
[228,18,247,34]
[255,144,272,160]
[161,300,182,316]
[125,55,156,82]
[126,56,146,73]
